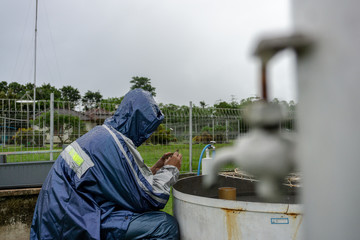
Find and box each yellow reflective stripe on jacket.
[61,142,94,178]
[68,147,84,166]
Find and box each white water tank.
[173,175,302,240]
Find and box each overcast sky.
[0,0,296,106]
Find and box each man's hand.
[164,151,182,171]
[150,152,173,175]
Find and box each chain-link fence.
[0,96,117,163]
[0,98,295,173]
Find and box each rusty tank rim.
[173,175,302,215]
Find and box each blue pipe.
[197,144,212,176]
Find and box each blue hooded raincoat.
[30,89,179,240]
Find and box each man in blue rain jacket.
[30,89,182,240]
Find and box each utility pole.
[33,0,38,125]
[33,0,38,145]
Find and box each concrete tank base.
[173,175,303,240]
[0,188,40,240]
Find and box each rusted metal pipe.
[261,61,268,101]
[253,33,312,102]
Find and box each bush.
[193,132,213,144]
[12,128,45,147]
[213,134,225,143]
[147,124,176,145]
[199,125,227,143]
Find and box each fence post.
[0,155,6,163]
[189,101,193,172]
[212,117,215,140]
[3,118,5,148]
[226,119,229,143]
[50,93,54,161]
[78,120,80,138]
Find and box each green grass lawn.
[1,145,62,162]
[138,142,233,173]
[2,142,233,166]
[162,189,174,215]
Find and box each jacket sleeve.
[152,165,179,195]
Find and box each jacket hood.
[104,89,164,147]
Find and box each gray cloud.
[0,0,295,106]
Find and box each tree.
[8,82,25,97]
[159,103,181,112]
[0,91,6,98]
[24,83,34,92]
[199,101,207,109]
[239,96,260,109]
[82,90,103,110]
[288,100,296,112]
[101,97,124,111]
[214,100,232,109]
[0,81,8,93]
[214,96,260,109]
[130,76,156,96]
[0,81,8,98]
[36,83,61,100]
[60,85,81,103]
